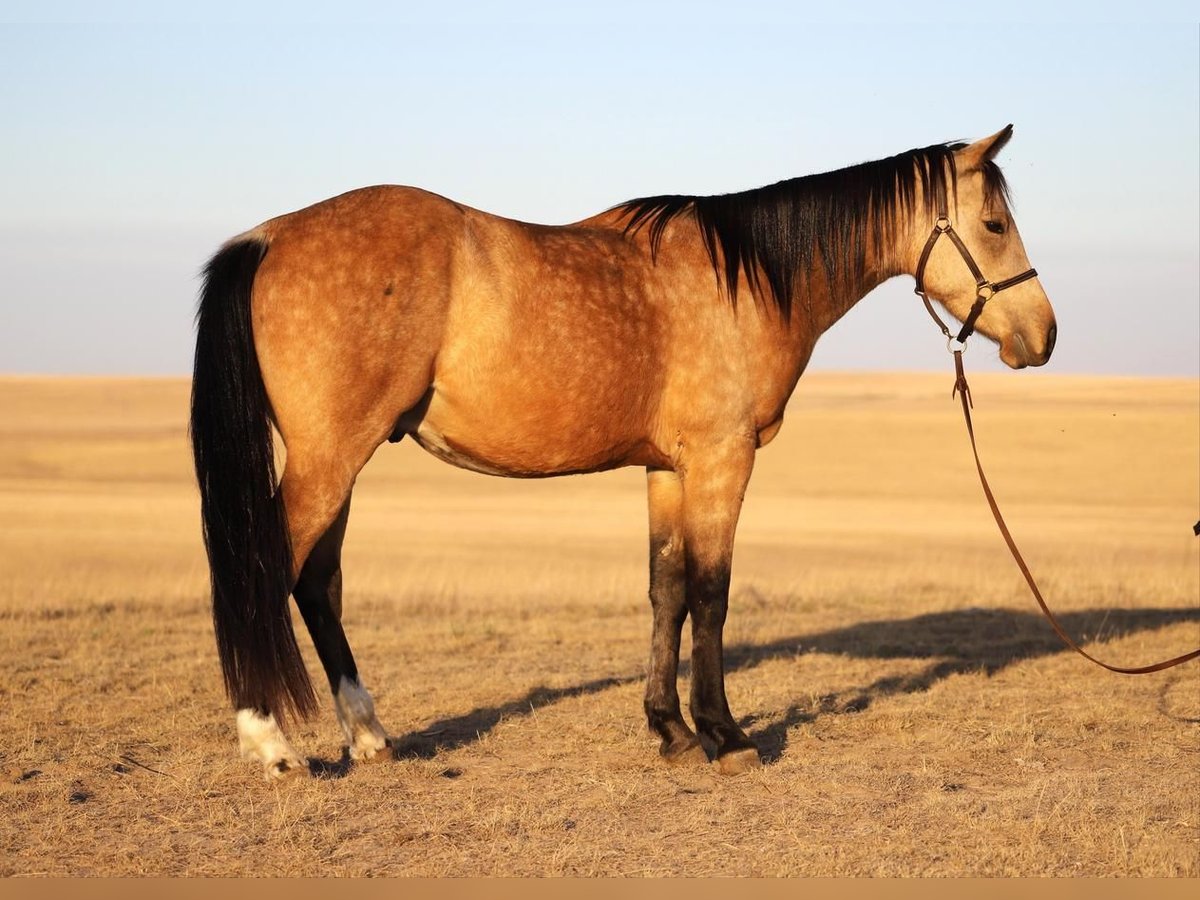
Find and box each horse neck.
[733,208,912,412]
[792,218,908,341]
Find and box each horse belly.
[402,386,660,478]
[409,418,527,477]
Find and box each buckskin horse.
[191,125,1055,779]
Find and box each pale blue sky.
[1,4,1197,375]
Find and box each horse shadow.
[308,604,1198,777]
[308,675,640,778]
[726,605,1199,762]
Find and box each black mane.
[617,142,1010,319]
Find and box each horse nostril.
[1045,323,1057,359]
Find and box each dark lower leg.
[645,548,698,758]
[643,468,700,759]
[293,498,358,692]
[687,565,756,758]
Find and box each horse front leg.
[643,467,706,764]
[680,439,761,775]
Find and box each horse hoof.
[714,747,761,776]
[264,755,307,781]
[348,732,390,763]
[662,740,708,767]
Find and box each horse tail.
[190,236,316,723]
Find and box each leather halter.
[917,215,1199,674]
[913,215,1039,346]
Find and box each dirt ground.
[0,371,1196,876]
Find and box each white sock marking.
[334,677,389,760]
[236,708,305,780]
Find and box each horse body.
[192,127,1055,778]
[254,186,822,481]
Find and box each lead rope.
[915,214,1198,673]
[950,349,1199,674]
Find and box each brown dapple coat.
[191,127,1055,778]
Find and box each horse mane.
[616,142,1010,319]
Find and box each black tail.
[190,237,316,723]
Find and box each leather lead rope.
[918,213,1198,674]
[951,351,1200,673]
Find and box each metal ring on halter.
[947,335,968,354]
[934,216,951,233]
[976,283,995,302]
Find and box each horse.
[191,125,1056,779]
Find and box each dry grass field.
[0,371,1196,876]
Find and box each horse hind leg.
[234,445,378,778]
[292,492,389,763]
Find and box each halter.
[913,214,1039,349]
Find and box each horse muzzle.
[1000,322,1056,369]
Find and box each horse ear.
[960,124,1014,168]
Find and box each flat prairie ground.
[0,372,1196,876]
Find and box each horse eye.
[985,220,1006,235]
